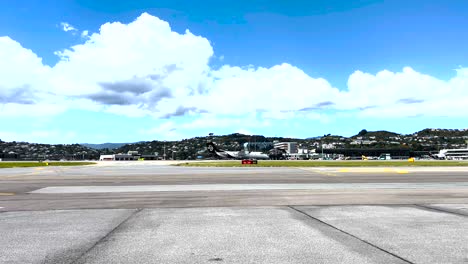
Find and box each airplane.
[433,148,468,160]
[206,141,270,160]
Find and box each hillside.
[0,141,101,161]
[1,128,467,160]
[111,134,290,160]
[414,128,468,138]
[81,143,129,150]
[352,129,400,139]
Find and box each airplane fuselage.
[207,141,270,160]
[212,150,269,160]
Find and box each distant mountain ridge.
[80,143,129,150]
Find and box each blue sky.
[1,0,468,143]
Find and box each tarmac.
[0,161,467,263]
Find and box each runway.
[1,162,468,210]
[1,161,468,263]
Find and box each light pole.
[163,141,166,160]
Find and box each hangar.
[99,154,138,161]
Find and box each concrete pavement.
[1,162,468,263]
[1,205,467,264]
[1,164,468,210]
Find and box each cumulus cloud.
[1,12,468,127]
[138,120,183,140]
[397,98,425,104]
[0,85,36,104]
[299,101,335,111]
[186,63,341,117]
[88,76,172,107]
[100,78,154,95]
[0,37,50,87]
[161,106,207,119]
[0,37,61,117]
[337,67,468,117]
[60,22,77,32]
[87,92,134,105]
[81,30,89,38]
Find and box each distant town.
[1,128,468,161]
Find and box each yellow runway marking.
[0,192,15,196]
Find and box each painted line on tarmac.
[29,182,468,194]
[288,206,415,264]
[337,168,410,174]
[396,170,409,174]
[297,168,337,176]
[302,167,410,175]
[0,193,15,196]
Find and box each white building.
[273,142,298,154]
[99,154,138,161]
[99,155,115,161]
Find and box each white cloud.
[236,129,253,135]
[81,30,89,38]
[179,114,271,130]
[0,37,57,115]
[52,13,213,116]
[139,113,272,140]
[0,103,67,117]
[197,63,340,116]
[138,120,183,140]
[60,22,77,32]
[1,12,468,129]
[0,37,50,87]
[337,67,468,117]
[0,130,77,143]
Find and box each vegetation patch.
[176,160,468,167]
[0,162,96,168]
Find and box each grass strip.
[176,160,468,167]
[0,162,96,168]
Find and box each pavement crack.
[414,204,468,217]
[69,208,142,264]
[287,206,415,264]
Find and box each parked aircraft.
[206,141,270,160]
[433,148,468,160]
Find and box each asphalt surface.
[0,161,468,263]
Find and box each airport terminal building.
[99,152,159,161]
[273,142,298,154]
[99,154,138,161]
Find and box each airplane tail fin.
[206,141,221,153]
